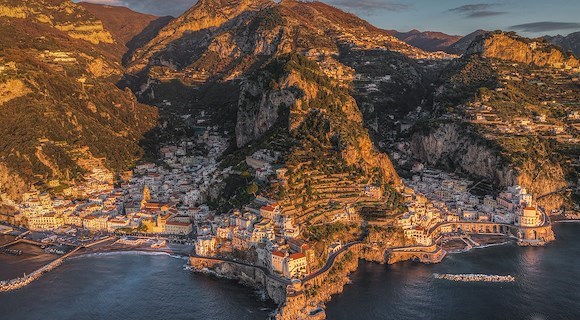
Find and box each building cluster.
[0,127,231,239]
[245,149,282,181]
[462,62,579,145]
[398,168,544,245]
[188,195,318,279]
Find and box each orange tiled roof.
[272,251,285,258]
[289,252,306,260]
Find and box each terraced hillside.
[0,1,158,200]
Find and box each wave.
[448,241,512,254]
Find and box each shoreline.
[68,249,190,260]
[0,227,565,317]
[2,220,574,315]
[0,241,191,293]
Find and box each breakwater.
[434,273,515,282]
[0,246,81,292]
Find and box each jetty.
[434,273,515,282]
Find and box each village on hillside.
[0,110,556,282]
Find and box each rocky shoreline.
[188,229,561,320]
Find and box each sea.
[1,223,580,320]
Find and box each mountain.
[389,29,462,52]
[78,2,173,61]
[406,30,580,211]
[544,31,580,58]
[445,29,487,55]
[128,0,426,72]
[465,31,579,68]
[125,0,419,216]
[125,0,435,138]
[0,0,158,200]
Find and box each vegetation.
[0,17,157,195]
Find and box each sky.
[76,0,580,37]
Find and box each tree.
[246,183,258,196]
[241,170,252,179]
[137,223,148,233]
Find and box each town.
[0,133,556,287]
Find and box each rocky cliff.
[466,31,580,68]
[409,122,569,210]
[235,54,400,184]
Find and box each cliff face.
[235,54,400,184]
[409,122,568,210]
[466,32,580,68]
[235,76,297,147]
[410,122,517,185]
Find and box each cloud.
[509,21,580,33]
[76,0,196,17]
[448,3,506,18]
[326,0,412,14]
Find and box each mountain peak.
[466,31,579,68]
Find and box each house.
[260,204,281,219]
[28,213,64,231]
[365,186,383,199]
[271,251,285,274]
[195,236,216,256]
[284,253,308,278]
[164,220,193,235]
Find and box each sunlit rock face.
[466,32,580,69]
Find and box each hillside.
[398,32,580,210]
[123,0,411,221]
[544,31,580,58]
[78,2,173,61]
[127,0,438,140]
[0,2,158,200]
[445,29,487,55]
[465,31,580,68]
